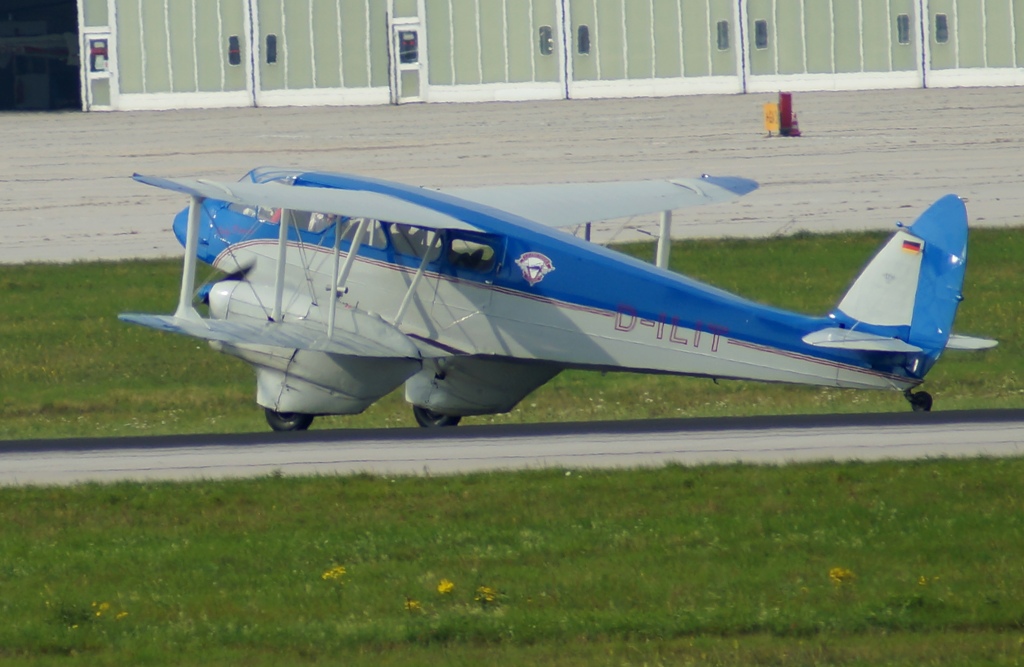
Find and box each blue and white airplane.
[121,168,995,431]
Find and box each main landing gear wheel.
[412,406,462,428]
[265,408,315,432]
[904,389,933,413]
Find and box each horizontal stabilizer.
[802,327,923,353]
[945,334,998,351]
[119,312,421,358]
[439,175,758,227]
[133,174,481,232]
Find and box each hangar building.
[3,0,1023,111]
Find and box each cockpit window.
[246,207,294,226]
[225,205,387,249]
[390,223,442,261]
[228,202,257,217]
[224,203,283,224]
[448,237,497,273]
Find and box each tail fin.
[830,195,968,359]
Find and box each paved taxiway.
[2,86,1023,263]
[3,411,1022,486]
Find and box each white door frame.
[388,14,426,103]
[79,26,116,110]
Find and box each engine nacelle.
[208,280,314,322]
[207,281,420,415]
[405,357,560,416]
[252,352,419,415]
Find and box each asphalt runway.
[2,86,1023,263]
[3,410,1023,486]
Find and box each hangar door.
[250,0,390,106]
[743,0,922,92]
[419,0,565,103]
[113,0,252,110]
[925,0,1024,87]
[112,0,391,109]
[564,0,744,97]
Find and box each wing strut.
[271,212,289,322]
[393,235,440,328]
[327,218,369,339]
[656,210,672,269]
[175,195,204,322]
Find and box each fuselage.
[179,168,924,393]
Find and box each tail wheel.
[412,406,462,428]
[265,408,315,432]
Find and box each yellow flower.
[115,611,129,620]
[404,598,422,613]
[92,601,111,617]
[437,578,455,595]
[829,567,855,586]
[475,585,498,604]
[321,565,347,582]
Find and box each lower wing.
[119,309,422,358]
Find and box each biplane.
[121,168,995,431]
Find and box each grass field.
[2,460,1024,665]
[1,230,1023,665]
[0,228,1020,440]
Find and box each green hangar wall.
[66,0,1024,111]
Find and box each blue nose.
[172,203,216,262]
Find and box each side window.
[228,36,241,66]
[307,212,339,234]
[266,34,278,64]
[398,30,419,64]
[935,14,949,43]
[283,209,315,228]
[577,25,591,55]
[716,21,730,51]
[539,26,553,55]
[896,14,911,45]
[448,237,498,273]
[754,19,769,50]
[338,218,387,249]
[390,223,442,261]
[257,207,282,224]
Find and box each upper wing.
[135,172,755,231]
[437,175,758,228]
[133,174,482,232]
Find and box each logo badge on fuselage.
[515,252,555,286]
